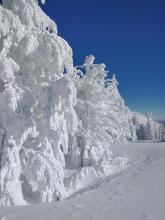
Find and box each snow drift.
[0,0,164,206]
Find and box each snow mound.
[65,150,128,197]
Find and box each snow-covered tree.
[0,0,78,206]
[144,113,155,140]
[133,112,164,141]
[66,56,137,169]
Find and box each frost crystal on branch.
[41,0,46,4]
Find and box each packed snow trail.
[0,142,165,220]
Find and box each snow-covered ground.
[0,141,165,220]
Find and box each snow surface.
[0,0,165,207]
[0,142,165,220]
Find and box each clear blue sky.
[2,0,165,119]
[39,0,165,119]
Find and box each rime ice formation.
[0,0,77,206]
[0,0,164,207]
[133,112,165,141]
[67,61,136,170]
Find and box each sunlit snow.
[0,0,164,210]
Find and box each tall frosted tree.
[145,113,155,140]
